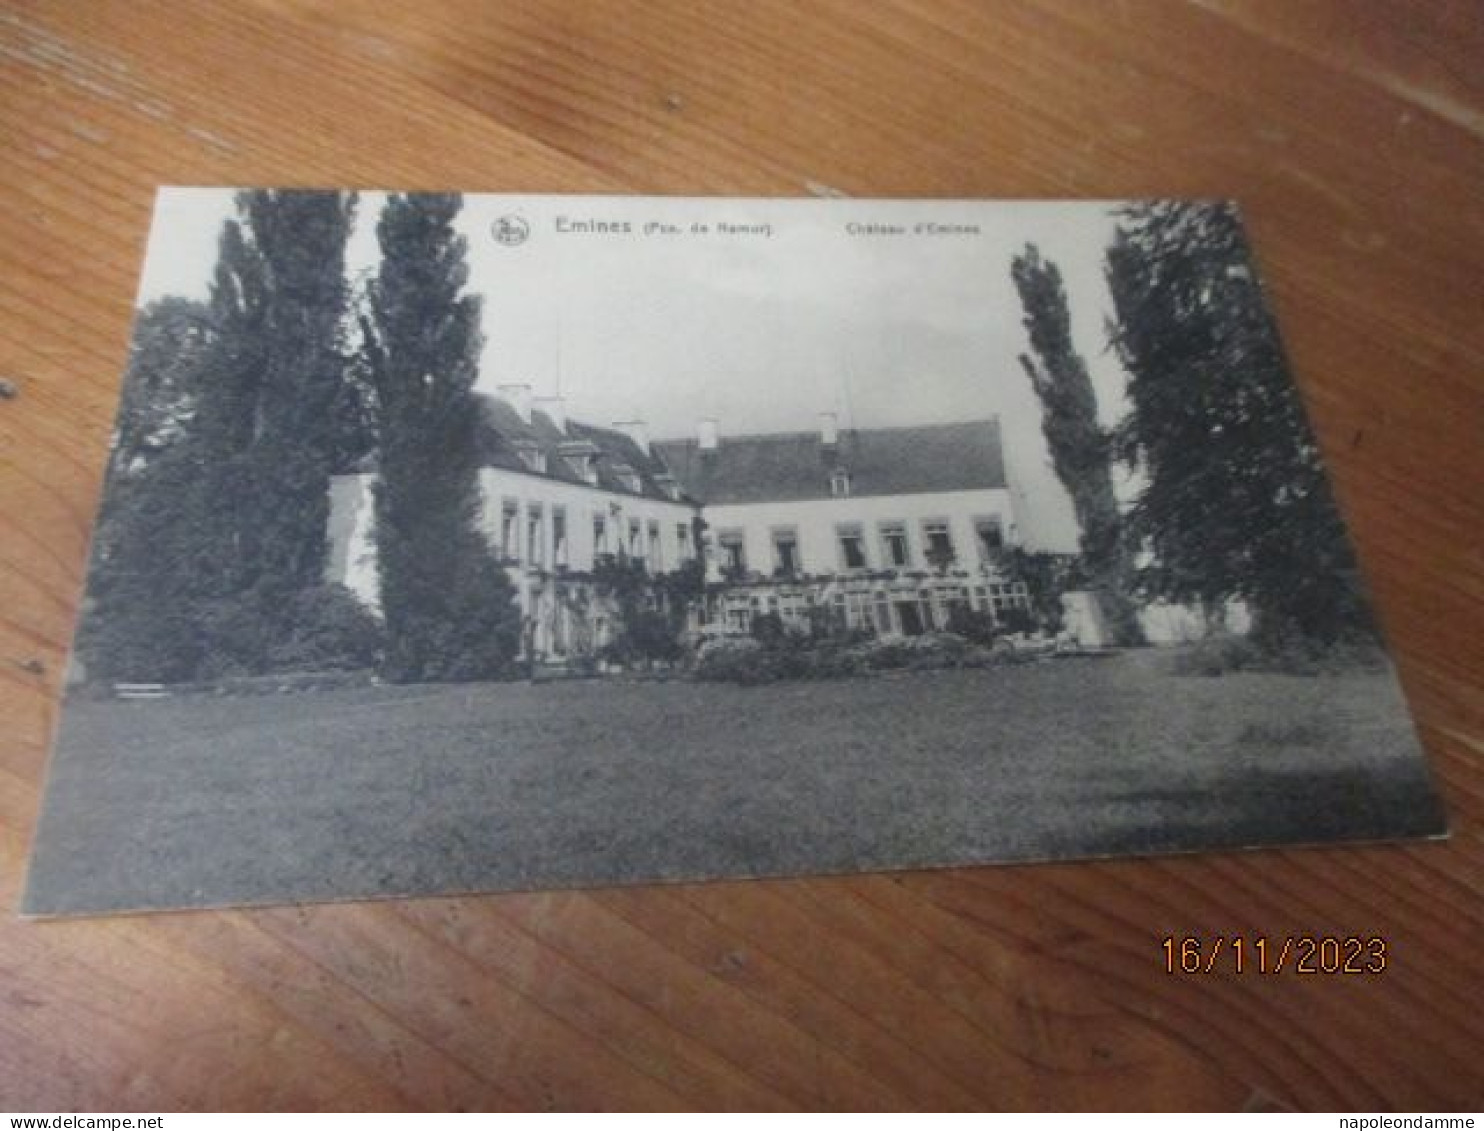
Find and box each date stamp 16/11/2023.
[1162,936,1389,975]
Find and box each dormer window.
[514,440,546,475]
[829,469,852,498]
[559,440,600,485]
[654,472,681,501]
[613,464,642,494]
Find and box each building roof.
[652,419,1006,505]
[472,395,681,502]
[347,391,1007,508]
[349,393,683,504]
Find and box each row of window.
[712,579,1030,636]
[512,444,681,500]
[714,516,1005,577]
[497,499,692,572]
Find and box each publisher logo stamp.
[491,215,530,246]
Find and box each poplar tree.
[80,191,363,679]
[1011,244,1142,644]
[234,190,358,604]
[364,193,520,682]
[1105,200,1372,648]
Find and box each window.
[500,500,519,560]
[561,441,601,485]
[515,441,546,474]
[566,454,597,483]
[778,590,811,630]
[718,529,746,576]
[627,518,642,559]
[879,521,911,568]
[837,523,867,571]
[989,581,1031,618]
[873,591,893,634]
[675,522,692,562]
[553,507,568,567]
[527,504,544,566]
[647,520,662,571]
[922,519,955,567]
[771,527,800,577]
[974,515,1004,560]
[830,469,852,498]
[919,588,938,631]
[837,589,872,629]
[593,512,609,556]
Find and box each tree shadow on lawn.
[1093,760,1448,857]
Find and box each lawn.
[23,653,1446,915]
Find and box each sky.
[137,189,1141,553]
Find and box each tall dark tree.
[108,297,216,481]
[1011,244,1141,644]
[234,190,358,605]
[1105,200,1372,647]
[81,221,261,680]
[80,191,363,680]
[365,193,520,682]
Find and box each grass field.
[24,653,1446,914]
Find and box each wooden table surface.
[3,0,1483,1111]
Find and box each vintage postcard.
[22,190,1446,915]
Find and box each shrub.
[902,632,970,671]
[381,553,522,684]
[267,584,385,672]
[858,638,913,671]
[749,611,787,646]
[1170,622,1389,679]
[601,608,683,667]
[692,637,771,684]
[1247,615,1388,676]
[997,605,1039,636]
[809,647,868,679]
[189,593,280,679]
[959,645,1011,669]
[690,627,993,685]
[1168,632,1260,677]
[944,605,999,646]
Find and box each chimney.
[698,417,719,452]
[613,419,650,455]
[496,382,532,424]
[818,411,839,448]
[534,394,567,434]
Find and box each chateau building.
[326,384,696,660]
[325,387,1031,661]
[654,413,1029,637]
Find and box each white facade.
[695,487,1029,639]
[701,487,1017,580]
[325,474,381,613]
[325,396,1038,660]
[325,466,696,661]
[474,467,695,577]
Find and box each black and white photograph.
[22,189,1447,916]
